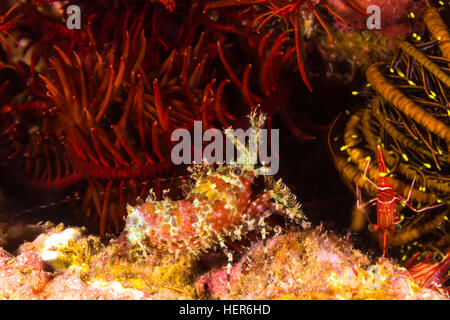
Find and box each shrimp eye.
[135,197,144,206]
[231,166,242,177]
[432,252,444,263]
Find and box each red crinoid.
[40,40,219,235]
[201,5,333,139]
[216,23,337,139]
[0,3,83,192]
[204,0,369,92]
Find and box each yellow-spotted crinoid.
[329,6,449,260]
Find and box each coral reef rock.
[0,222,447,300]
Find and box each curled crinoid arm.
[423,6,450,60]
[404,246,450,294]
[214,21,323,141]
